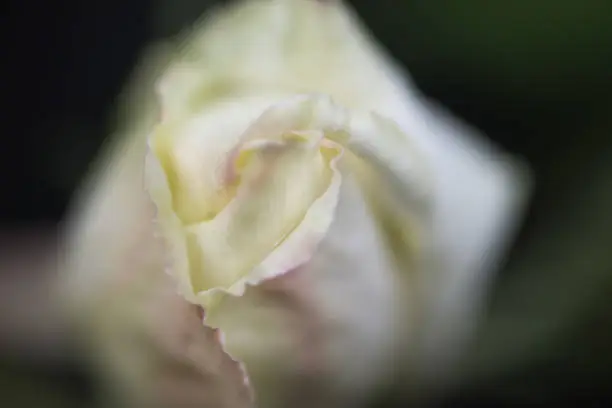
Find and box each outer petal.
[156,0,436,117]
[385,90,532,389]
[61,134,254,408]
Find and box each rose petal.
[188,137,340,304]
[146,113,344,313]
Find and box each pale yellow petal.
[188,136,342,312]
[146,110,344,312]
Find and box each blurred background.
[1,0,611,406]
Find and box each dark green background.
[2,0,611,406]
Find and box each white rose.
[61,0,530,407]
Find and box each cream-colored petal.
[145,142,194,304]
[150,96,284,225]
[296,169,411,405]
[157,63,212,121]
[242,95,433,224]
[189,137,342,313]
[146,112,344,313]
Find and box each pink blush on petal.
[259,264,324,374]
